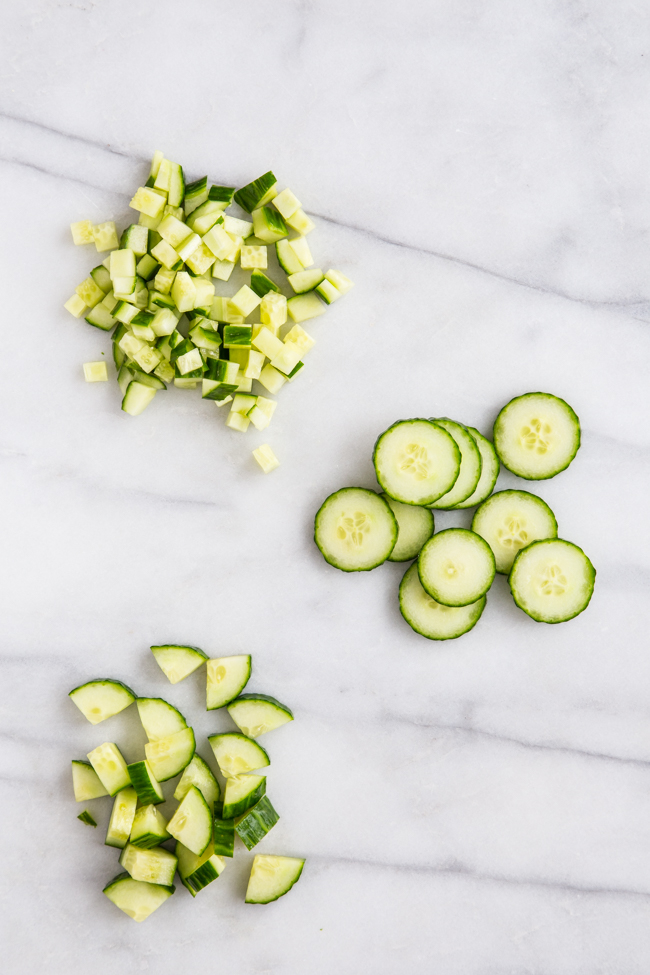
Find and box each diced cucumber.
[176,232,201,262]
[493,392,581,480]
[144,726,195,782]
[325,269,353,294]
[212,812,235,857]
[137,698,188,742]
[235,796,279,850]
[230,285,261,318]
[71,219,94,245]
[227,694,293,739]
[222,774,266,819]
[157,214,191,248]
[248,397,277,431]
[382,495,434,562]
[287,292,325,323]
[509,538,596,623]
[252,326,283,359]
[399,563,487,640]
[373,419,460,506]
[127,760,164,805]
[288,235,313,267]
[418,528,495,606]
[151,239,182,271]
[122,381,157,416]
[245,855,305,904]
[129,804,170,849]
[174,754,220,810]
[167,784,212,856]
[78,810,97,827]
[92,221,119,252]
[428,419,482,509]
[208,185,236,207]
[224,324,253,348]
[252,444,280,473]
[150,644,208,684]
[315,278,341,304]
[271,341,302,376]
[136,253,159,281]
[90,264,112,292]
[69,678,136,724]
[287,269,324,294]
[285,208,315,235]
[176,840,225,896]
[252,206,288,244]
[453,427,500,509]
[150,307,178,337]
[240,244,268,269]
[260,291,287,328]
[184,176,208,216]
[105,787,138,849]
[314,487,397,572]
[186,242,216,275]
[110,248,136,280]
[273,188,301,219]
[120,224,149,256]
[212,258,236,281]
[206,654,252,710]
[87,742,131,796]
[276,239,303,275]
[168,162,185,209]
[120,843,177,887]
[71,759,109,801]
[250,269,280,297]
[234,172,278,213]
[103,871,175,922]
[64,294,87,318]
[472,490,558,574]
[226,411,250,432]
[284,323,316,355]
[208,732,270,777]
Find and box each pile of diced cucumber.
[314,392,596,638]
[66,152,353,473]
[70,645,303,922]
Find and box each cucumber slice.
[167,784,212,856]
[105,787,138,849]
[87,742,131,796]
[245,855,305,904]
[222,774,266,819]
[382,495,434,562]
[213,813,235,857]
[206,654,252,710]
[373,419,461,506]
[399,563,486,640]
[493,392,581,480]
[120,843,177,887]
[227,694,293,739]
[136,698,188,742]
[208,732,270,777]
[127,760,164,805]
[130,804,170,849]
[235,796,280,851]
[174,755,220,809]
[472,489,558,574]
[78,810,97,827]
[428,419,482,509]
[453,427,500,509]
[144,726,195,782]
[176,840,225,896]
[418,528,495,606]
[69,679,136,725]
[509,538,596,623]
[314,487,397,572]
[103,872,174,922]
[150,644,208,684]
[71,760,109,801]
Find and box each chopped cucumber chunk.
[287,292,325,323]
[245,855,305,904]
[69,678,136,724]
[252,206,288,244]
[234,171,278,213]
[83,361,108,382]
[87,742,131,796]
[137,697,187,742]
[103,872,174,922]
[167,784,212,856]
[227,694,293,739]
[250,269,280,297]
[130,804,170,849]
[253,443,280,473]
[127,760,164,805]
[120,843,177,887]
[235,795,280,850]
[71,220,94,245]
[150,643,208,683]
[222,774,266,819]
[177,840,225,896]
[208,732,270,777]
[206,654,252,710]
[213,812,235,857]
[105,787,138,849]
[144,726,195,782]
[71,760,108,801]
[174,754,220,810]
[287,268,324,294]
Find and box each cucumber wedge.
[222,774,266,819]
[151,644,208,684]
[69,679,136,725]
[472,489,558,574]
[493,392,580,480]
[87,742,131,796]
[235,796,280,851]
[167,784,212,856]
[71,760,109,801]
[245,855,305,904]
[120,843,177,886]
[103,872,175,922]
[428,419,482,509]
[176,840,225,896]
[382,495,434,562]
[206,654,252,710]
[453,427,500,509]
[174,754,220,810]
[373,419,461,506]
[208,732,270,777]
[314,488,397,571]
[399,563,486,640]
[136,698,188,741]
[130,804,170,849]
[417,528,495,607]
[127,760,164,805]
[105,787,138,849]
[227,694,293,738]
[509,538,595,623]
[144,727,195,782]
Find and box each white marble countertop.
[2,2,650,972]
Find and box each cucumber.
[150,644,208,684]
[382,495,434,562]
[103,872,174,922]
[417,529,495,606]
[453,427,500,509]
[69,679,136,725]
[287,269,324,293]
[78,810,97,827]
[86,742,131,796]
[235,796,280,851]
[234,171,278,213]
[472,489,558,574]
[428,419,482,509]
[245,855,305,904]
[509,538,596,623]
[213,813,235,857]
[120,843,177,887]
[105,787,138,849]
[176,840,225,896]
[208,732,270,777]
[136,698,188,741]
[493,392,581,480]
[144,726,195,782]
[127,760,164,805]
[173,754,220,810]
[122,381,157,416]
[222,774,266,819]
[399,563,486,640]
[129,804,170,849]
[373,419,461,506]
[314,487,397,572]
[71,760,109,801]
[227,694,293,739]
[206,654,252,710]
[167,784,212,856]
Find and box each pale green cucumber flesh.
[417,528,495,606]
[453,427,500,509]
[493,392,580,480]
[509,538,595,623]
[314,487,397,572]
[472,489,558,574]
[399,563,486,640]
[382,494,434,562]
[373,419,461,506]
[428,418,482,509]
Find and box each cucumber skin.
[508,538,596,623]
[68,677,136,700]
[245,859,305,904]
[229,693,293,718]
[213,816,235,858]
[223,778,267,820]
[493,392,581,480]
[235,796,280,851]
[183,859,221,896]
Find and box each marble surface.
[2,1,650,972]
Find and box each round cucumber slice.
[418,528,495,606]
[493,392,580,480]
[399,563,486,640]
[454,427,500,509]
[373,419,461,505]
[509,538,595,623]
[382,494,434,562]
[428,418,482,509]
[314,487,397,571]
[472,489,558,574]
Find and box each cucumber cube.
[120,224,149,256]
[151,239,182,271]
[208,185,236,207]
[184,176,209,216]
[230,286,261,317]
[287,292,325,323]
[64,294,87,318]
[212,259,236,281]
[176,348,203,376]
[203,223,236,261]
[132,346,163,374]
[248,398,277,431]
[325,269,354,294]
[271,342,302,376]
[252,326,284,359]
[252,206,288,244]
[171,271,197,313]
[176,232,201,262]
[150,308,178,337]
[252,444,280,473]
[260,292,287,328]
[83,361,108,382]
[316,278,341,304]
[136,254,160,281]
[272,188,301,219]
[235,795,280,850]
[288,235,313,267]
[234,171,278,213]
[92,221,119,252]
[110,249,136,280]
[130,187,166,219]
[284,324,316,355]
[285,208,315,235]
[231,393,257,415]
[258,364,287,395]
[71,219,94,245]
[157,214,192,248]
[223,215,253,238]
[223,325,253,348]
[154,267,176,294]
[244,350,265,380]
[240,245,267,269]
[193,278,215,310]
[185,242,216,275]
[226,412,250,432]
[287,269,324,294]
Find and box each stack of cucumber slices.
[70,646,303,923]
[315,392,596,639]
[65,151,353,469]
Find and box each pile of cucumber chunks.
[65,151,353,459]
[70,644,304,923]
[314,392,596,639]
